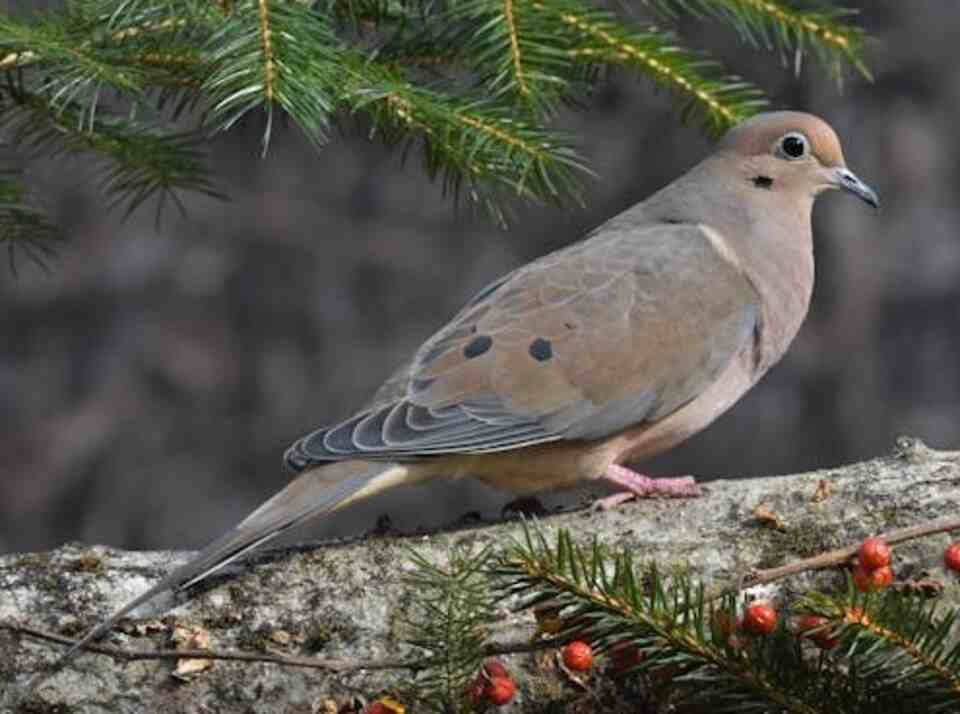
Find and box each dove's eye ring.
[777,132,809,160]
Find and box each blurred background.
[1,2,958,555]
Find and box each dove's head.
[718,111,879,209]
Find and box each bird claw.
[594,464,702,510]
[593,491,637,511]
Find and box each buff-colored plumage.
[43,111,878,678]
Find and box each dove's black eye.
[778,132,808,160]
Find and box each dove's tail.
[29,460,410,688]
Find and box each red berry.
[945,542,960,572]
[467,660,514,707]
[796,614,839,650]
[483,658,510,680]
[485,676,516,706]
[562,640,593,672]
[858,537,892,571]
[742,602,778,635]
[873,565,894,588]
[853,563,894,592]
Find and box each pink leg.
[594,464,702,510]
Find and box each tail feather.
[28,460,408,690]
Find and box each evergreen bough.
[387,525,960,712]
[0,0,870,271]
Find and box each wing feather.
[286,223,759,472]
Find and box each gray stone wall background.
[1,2,958,554]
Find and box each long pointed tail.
[29,460,409,689]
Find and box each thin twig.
[706,515,960,603]
[4,622,553,672]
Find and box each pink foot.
[594,464,702,510]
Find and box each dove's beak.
[833,167,879,209]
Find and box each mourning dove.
[37,111,878,679]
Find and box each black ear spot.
[463,335,493,359]
[752,175,774,189]
[529,338,553,362]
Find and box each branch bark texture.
[2,437,959,712]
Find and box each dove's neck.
[643,157,816,369]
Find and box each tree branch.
[3,437,958,710]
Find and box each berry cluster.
[852,537,894,592]
[466,658,516,708]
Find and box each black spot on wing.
[464,335,493,359]
[528,338,553,362]
[752,175,774,189]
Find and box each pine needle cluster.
[485,527,960,713]
[0,0,870,271]
[397,545,500,712]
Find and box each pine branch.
[84,1,215,119]
[342,55,588,222]
[533,0,768,134]
[0,87,222,217]
[800,590,960,712]
[202,0,341,151]
[0,167,62,275]
[414,0,769,129]
[0,11,145,121]
[331,0,424,32]
[498,526,960,713]
[497,529,829,712]
[429,0,580,115]
[0,2,214,126]
[645,0,871,81]
[120,44,210,120]
[399,544,500,712]
[0,0,874,270]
